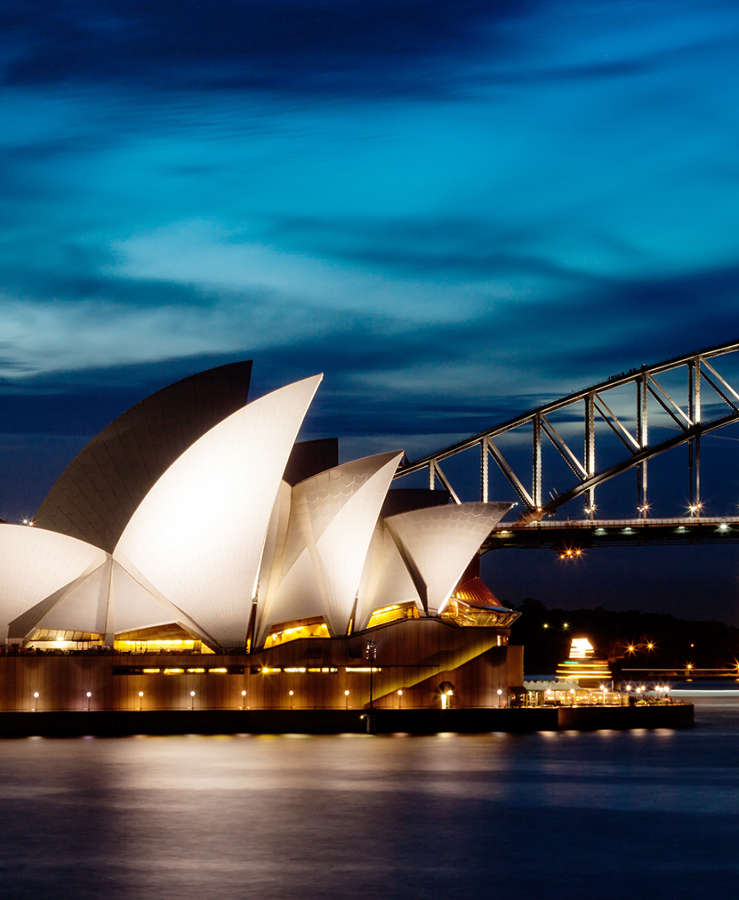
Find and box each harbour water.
[0,692,736,899]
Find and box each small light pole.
[138,690,144,711]
[288,689,294,710]
[190,690,196,710]
[365,639,377,713]
[32,691,39,712]
[496,688,503,708]
[397,689,403,709]
[344,689,350,710]
[86,691,92,712]
[240,689,247,710]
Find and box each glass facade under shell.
[366,602,420,629]
[263,618,331,648]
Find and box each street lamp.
[32,691,39,712]
[288,689,294,710]
[397,689,403,709]
[344,689,350,710]
[496,688,503,708]
[86,690,92,712]
[364,640,377,714]
[240,689,247,710]
[138,690,144,711]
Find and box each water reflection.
[0,696,735,899]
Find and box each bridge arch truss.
[395,340,739,526]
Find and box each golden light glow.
[264,617,330,648]
[114,638,214,653]
[187,667,205,673]
[559,547,583,560]
[208,667,228,674]
[556,636,610,682]
[345,666,381,673]
[284,667,307,673]
[142,668,161,674]
[367,602,420,629]
[570,637,595,659]
[163,668,184,675]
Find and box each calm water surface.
[0,694,736,899]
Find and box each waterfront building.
[0,363,522,711]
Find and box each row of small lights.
[29,687,413,708]
[583,502,710,518]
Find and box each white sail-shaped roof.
[106,559,215,645]
[257,451,402,643]
[355,521,423,630]
[0,525,107,642]
[257,480,292,612]
[115,374,322,649]
[385,502,512,615]
[9,559,112,640]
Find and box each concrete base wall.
[0,703,693,738]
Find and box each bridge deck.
[484,517,739,550]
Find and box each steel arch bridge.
[394,339,739,549]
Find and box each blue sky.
[1,1,738,621]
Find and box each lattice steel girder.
[395,339,739,523]
[517,412,739,524]
[397,339,739,479]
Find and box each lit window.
[264,617,330,648]
[366,602,420,629]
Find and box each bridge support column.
[689,359,702,513]
[637,372,648,517]
[481,437,489,503]
[532,415,542,513]
[584,393,595,513]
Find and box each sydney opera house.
[0,362,522,713]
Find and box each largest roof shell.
[35,360,252,552]
[115,374,322,650]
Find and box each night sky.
[1,2,737,624]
